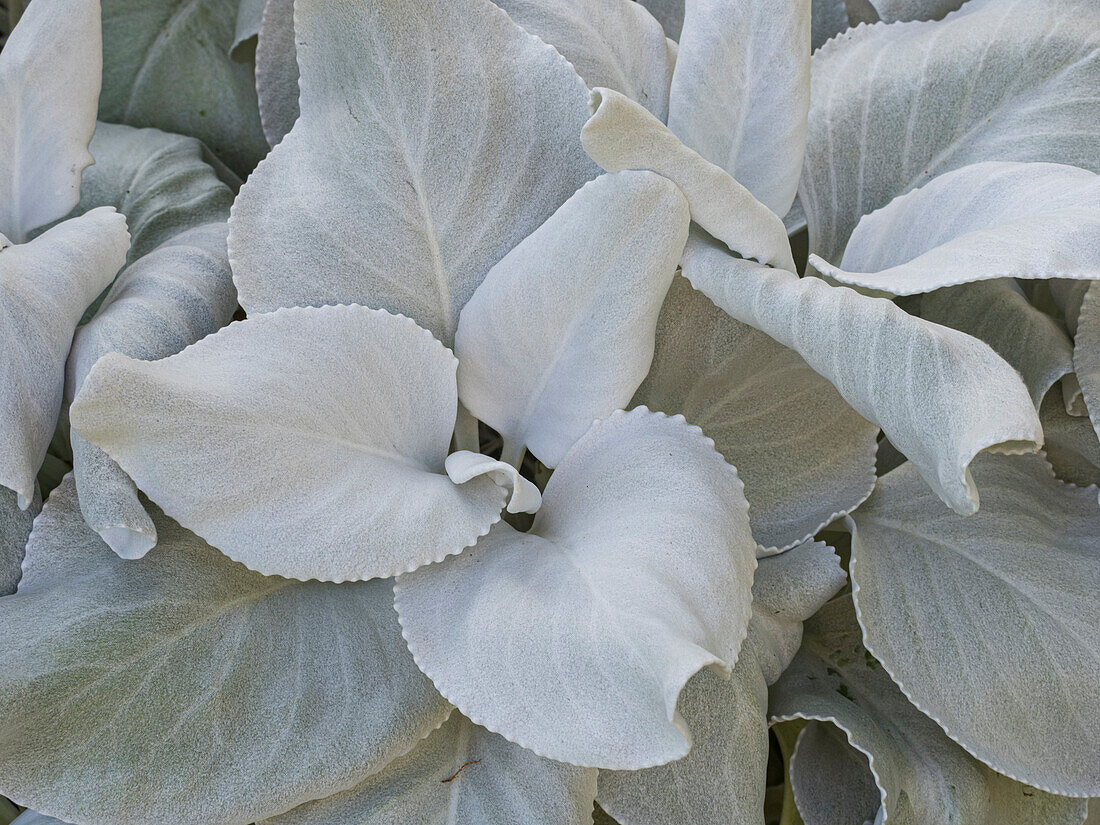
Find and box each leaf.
[802,0,1100,263]
[681,231,1041,515]
[635,275,878,551]
[1076,282,1100,443]
[596,540,846,825]
[863,0,968,22]
[1051,278,1091,336]
[495,0,675,122]
[255,0,297,146]
[581,87,795,271]
[66,223,238,560]
[76,122,235,263]
[1041,391,1100,487]
[70,304,525,582]
[395,409,757,769]
[0,209,130,509]
[0,475,450,825]
[99,0,268,177]
[670,0,809,216]
[771,596,1088,825]
[229,0,597,346]
[849,453,1100,796]
[262,712,598,825]
[811,0,849,51]
[920,278,1074,408]
[231,0,266,58]
[0,486,37,597]
[636,0,683,39]
[811,162,1100,295]
[456,171,688,468]
[0,0,100,242]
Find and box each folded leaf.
[0,487,38,597]
[70,305,514,582]
[635,275,878,551]
[670,0,809,216]
[1051,278,1091,336]
[100,0,268,176]
[863,0,969,22]
[1076,282,1100,443]
[230,0,597,345]
[802,0,1100,263]
[76,122,235,262]
[496,0,675,122]
[0,208,130,509]
[262,712,598,825]
[771,596,1088,825]
[920,279,1075,408]
[682,232,1042,514]
[581,87,795,271]
[811,162,1100,295]
[597,540,846,825]
[255,0,298,146]
[0,475,450,825]
[395,409,757,768]
[0,0,100,242]
[456,171,688,468]
[1041,392,1100,487]
[67,223,238,560]
[850,453,1100,796]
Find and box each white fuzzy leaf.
[803,0,1100,263]
[867,0,968,22]
[255,0,298,146]
[231,0,266,58]
[581,87,795,271]
[1041,392,1100,487]
[70,305,512,582]
[681,232,1042,515]
[0,209,130,509]
[1076,283,1100,444]
[262,712,598,825]
[229,0,597,346]
[67,223,238,560]
[920,278,1074,408]
[812,162,1100,295]
[850,453,1100,796]
[635,275,878,551]
[495,0,675,122]
[100,0,267,176]
[0,487,37,597]
[597,540,846,825]
[771,596,1089,825]
[456,171,688,468]
[636,0,683,39]
[0,0,100,243]
[395,409,757,769]
[670,0,809,216]
[0,476,450,825]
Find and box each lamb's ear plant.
[0,0,1099,823]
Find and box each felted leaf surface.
[395,409,757,769]
[0,0,100,243]
[849,453,1100,796]
[99,0,268,176]
[231,0,266,58]
[456,171,688,469]
[597,540,846,825]
[263,712,598,825]
[0,476,450,825]
[75,122,234,263]
[70,304,511,582]
[920,278,1075,408]
[230,0,598,346]
[811,162,1100,295]
[635,275,878,551]
[802,0,1100,263]
[1052,278,1092,337]
[636,0,683,39]
[581,88,795,272]
[866,0,968,22]
[1076,283,1100,442]
[67,223,238,560]
[0,486,37,597]
[0,208,130,509]
[1041,392,1100,487]
[771,596,1089,825]
[255,0,298,146]
[681,232,1042,515]
[495,0,675,122]
[669,0,809,216]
